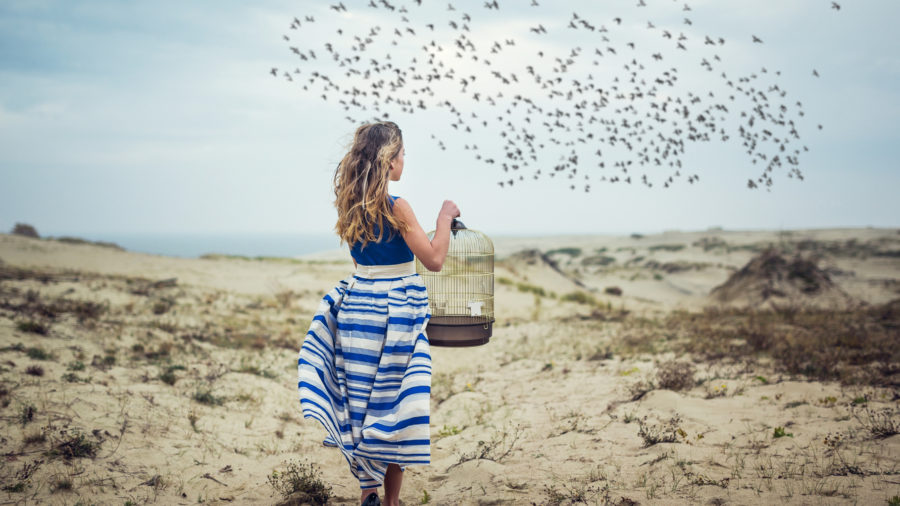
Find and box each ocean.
[60,232,343,259]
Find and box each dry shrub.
[268,460,331,506]
[1,287,107,324]
[656,360,695,391]
[25,365,44,377]
[637,414,683,447]
[52,430,101,460]
[666,300,900,386]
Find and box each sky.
[1,0,898,240]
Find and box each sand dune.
[0,229,898,505]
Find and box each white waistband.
[355,261,416,278]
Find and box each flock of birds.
[273,1,841,191]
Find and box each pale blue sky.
[1,0,898,239]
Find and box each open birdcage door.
[416,219,494,347]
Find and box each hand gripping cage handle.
[450,218,465,236]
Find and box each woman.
[298,121,460,506]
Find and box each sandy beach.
[0,228,898,505]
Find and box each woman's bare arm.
[393,198,459,272]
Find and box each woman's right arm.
[393,198,460,272]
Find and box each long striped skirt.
[297,266,432,490]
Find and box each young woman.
[298,121,459,506]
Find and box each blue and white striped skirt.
[297,263,432,490]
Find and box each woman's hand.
[437,200,460,225]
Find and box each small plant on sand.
[706,383,729,399]
[51,477,74,493]
[19,404,35,425]
[887,495,900,506]
[62,372,89,383]
[628,377,656,401]
[25,346,53,361]
[656,360,695,391]
[25,364,44,376]
[2,482,27,493]
[543,482,602,505]
[17,320,49,335]
[188,410,200,432]
[152,298,175,315]
[454,423,524,466]
[421,489,431,504]
[852,404,899,439]
[51,430,101,459]
[158,364,184,385]
[560,291,598,305]
[773,426,793,438]
[192,388,225,406]
[159,369,177,385]
[23,429,46,445]
[267,460,332,505]
[637,414,683,447]
[437,425,462,438]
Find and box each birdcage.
[416,219,494,347]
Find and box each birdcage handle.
[451,219,466,230]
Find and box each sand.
[0,228,898,505]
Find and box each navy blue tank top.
[350,195,414,266]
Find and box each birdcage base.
[425,316,493,347]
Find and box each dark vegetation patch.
[25,364,44,376]
[648,243,686,252]
[193,389,225,406]
[617,299,900,386]
[53,236,124,250]
[546,247,582,257]
[560,291,598,305]
[51,430,102,459]
[643,260,712,273]
[581,255,616,267]
[25,346,54,361]
[692,236,900,258]
[0,271,108,323]
[16,319,49,335]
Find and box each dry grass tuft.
[267,460,332,506]
[656,360,695,391]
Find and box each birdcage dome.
[416,219,494,347]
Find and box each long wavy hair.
[333,121,409,248]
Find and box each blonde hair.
[333,121,409,248]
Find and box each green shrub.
[17,320,49,335]
[560,291,597,305]
[516,282,546,297]
[773,427,793,438]
[25,347,53,361]
[193,389,225,406]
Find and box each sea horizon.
[23,225,895,260]
[37,231,344,259]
